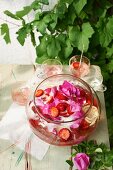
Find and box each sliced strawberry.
[57,103,67,112]
[86,93,92,105]
[43,114,52,120]
[60,110,70,117]
[29,119,38,128]
[56,91,67,100]
[80,119,90,129]
[47,96,54,103]
[80,89,86,97]
[58,128,71,141]
[50,107,59,118]
[62,113,70,117]
[93,98,98,108]
[67,106,74,115]
[72,62,80,69]
[32,106,37,113]
[35,89,44,97]
[41,95,53,103]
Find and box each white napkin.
[0,103,49,160]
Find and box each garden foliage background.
[0,0,113,147]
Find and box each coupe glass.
[41,59,63,77]
[69,55,90,78]
[26,74,101,146]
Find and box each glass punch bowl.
[26,74,101,146]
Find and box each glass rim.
[33,74,94,124]
[42,58,63,66]
[69,55,90,66]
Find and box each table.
[0,65,111,170]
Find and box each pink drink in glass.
[69,56,90,78]
[11,82,30,106]
[42,59,62,77]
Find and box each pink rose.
[72,153,90,170]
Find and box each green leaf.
[47,37,61,57]
[0,23,11,44]
[66,160,73,167]
[4,10,19,20]
[64,39,73,58]
[16,24,31,45]
[60,0,73,4]
[94,0,113,18]
[33,20,47,34]
[39,0,49,5]
[55,3,68,19]
[36,36,47,57]
[97,17,113,47]
[49,13,58,30]
[69,22,94,52]
[67,4,76,25]
[57,34,66,45]
[106,45,113,58]
[16,6,32,18]
[31,0,41,10]
[73,0,87,15]
[35,12,40,20]
[30,30,36,46]
[43,14,51,24]
[36,54,48,64]
[107,60,113,73]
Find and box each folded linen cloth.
[0,103,49,160]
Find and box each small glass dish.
[41,59,63,77]
[69,55,90,78]
[11,81,30,106]
[26,74,101,146]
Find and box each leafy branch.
[0,0,113,77]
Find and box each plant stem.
[0,17,21,27]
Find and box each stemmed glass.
[41,59,63,77]
[69,55,90,78]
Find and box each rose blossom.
[72,153,90,170]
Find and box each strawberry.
[80,119,90,129]
[67,106,73,115]
[58,128,71,141]
[29,119,38,128]
[56,91,67,100]
[86,93,92,105]
[47,96,54,103]
[80,89,86,97]
[41,95,53,104]
[93,98,98,108]
[32,106,37,113]
[50,107,59,118]
[56,103,67,112]
[59,111,68,116]
[62,113,70,117]
[72,62,80,69]
[35,89,44,97]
